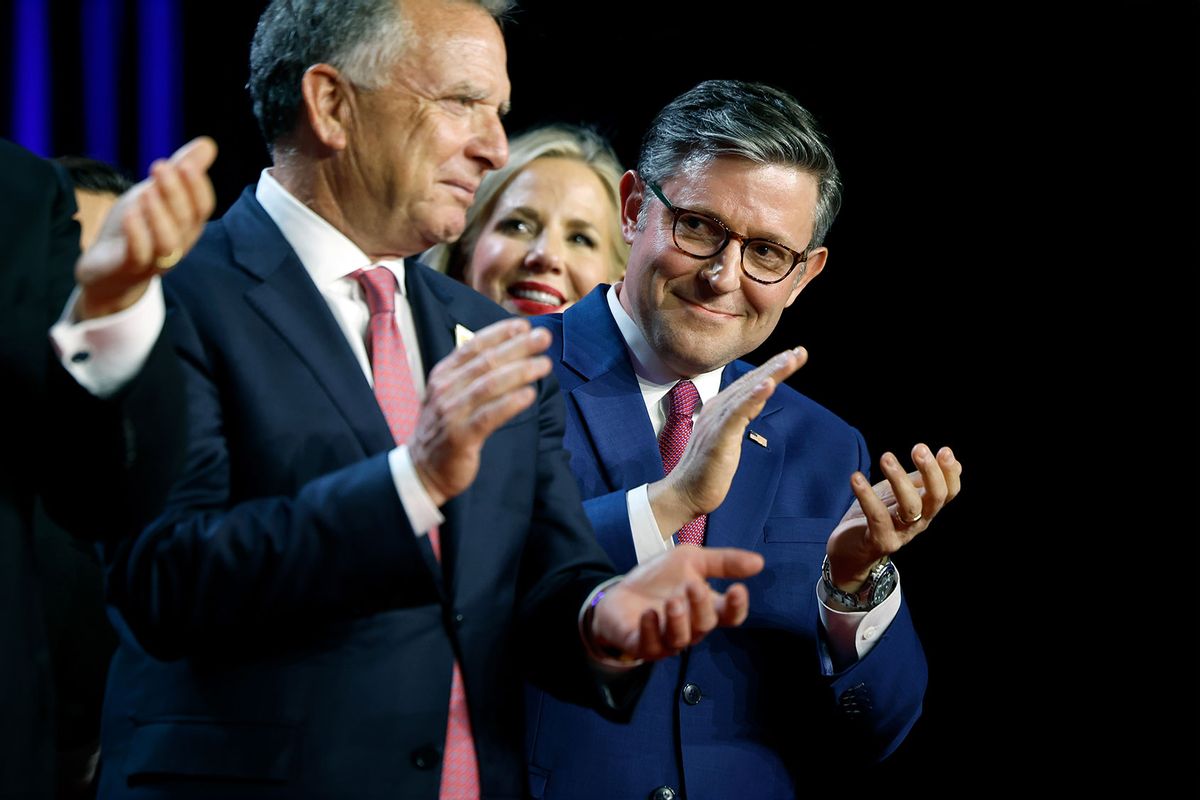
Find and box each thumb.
[170,135,218,172]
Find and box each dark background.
[3,0,1195,788]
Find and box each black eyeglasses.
[646,181,808,285]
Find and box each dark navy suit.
[525,287,928,799]
[1,139,186,796]
[97,190,627,799]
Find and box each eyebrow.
[499,207,602,234]
[503,205,540,219]
[445,81,510,116]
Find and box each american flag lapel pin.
[748,430,768,448]
[454,323,474,348]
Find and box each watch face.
[823,556,896,610]
[869,567,898,605]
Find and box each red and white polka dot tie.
[658,380,706,547]
[354,267,479,799]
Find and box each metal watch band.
[821,555,896,611]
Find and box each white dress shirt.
[254,170,442,536]
[605,283,901,665]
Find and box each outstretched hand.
[589,546,764,662]
[826,444,962,588]
[76,136,217,320]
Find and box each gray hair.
[248,0,513,147]
[637,79,842,249]
[423,123,629,283]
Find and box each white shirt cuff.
[817,567,904,666]
[627,484,674,564]
[49,278,165,398]
[388,445,445,537]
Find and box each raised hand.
[648,346,807,536]
[409,318,553,506]
[76,136,217,320]
[589,546,765,662]
[826,444,962,589]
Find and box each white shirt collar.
[605,283,724,410]
[254,168,406,293]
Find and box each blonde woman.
[424,124,628,315]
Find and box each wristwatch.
[821,555,897,611]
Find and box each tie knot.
[667,380,700,419]
[354,266,397,316]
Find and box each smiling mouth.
[507,281,568,313]
[677,294,737,318]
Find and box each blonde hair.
[423,123,628,283]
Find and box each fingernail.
[915,445,931,462]
[882,454,897,469]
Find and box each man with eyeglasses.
[524,80,963,799]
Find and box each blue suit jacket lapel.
[706,363,786,551]
[561,290,664,493]
[224,191,394,457]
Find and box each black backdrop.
[3,0,1195,788]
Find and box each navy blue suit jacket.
[97,190,625,799]
[525,288,928,799]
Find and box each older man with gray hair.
[94,3,765,799]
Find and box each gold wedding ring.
[897,510,923,526]
[155,247,183,270]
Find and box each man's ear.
[784,247,828,308]
[299,63,352,151]
[619,170,644,245]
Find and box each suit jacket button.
[681,682,702,705]
[411,744,440,770]
[649,787,677,800]
[838,683,870,710]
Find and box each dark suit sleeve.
[513,371,649,716]
[580,492,640,571]
[102,301,442,660]
[813,427,929,764]
[40,327,188,539]
[2,145,81,484]
[0,140,83,799]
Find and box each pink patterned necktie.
[353,267,479,799]
[658,380,707,546]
